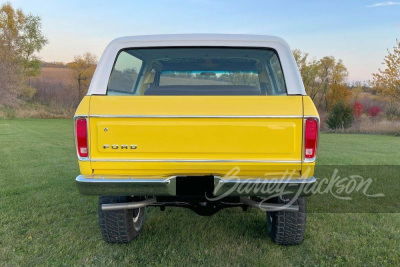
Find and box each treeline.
[294,42,400,133]
[41,61,68,68]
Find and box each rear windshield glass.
[107,47,287,96]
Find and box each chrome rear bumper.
[76,175,316,197]
[76,175,176,196]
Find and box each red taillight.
[76,117,88,158]
[304,118,318,159]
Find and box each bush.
[368,106,381,117]
[327,101,354,130]
[0,105,17,119]
[353,102,364,118]
[385,104,398,121]
[20,86,37,101]
[352,102,364,132]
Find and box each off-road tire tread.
[98,196,142,243]
[267,197,306,245]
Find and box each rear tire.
[98,196,144,243]
[266,197,306,245]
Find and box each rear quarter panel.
[302,96,319,179]
[75,96,91,175]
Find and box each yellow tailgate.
[87,95,304,177]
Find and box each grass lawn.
[0,119,399,266]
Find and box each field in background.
[10,68,76,119]
[0,67,75,119]
[32,67,73,85]
[0,119,399,265]
[313,90,400,135]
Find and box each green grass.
[0,119,399,266]
[317,133,400,165]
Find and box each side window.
[269,54,286,95]
[108,51,143,95]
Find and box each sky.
[6,0,400,82]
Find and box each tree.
[0,2,47,76]
[293,50,349,110]
[326,100,354,130]
[20,14,48,77]
[293,49,321,100]
[325,83,352,110]
[0,2,47,106]
[67,52,97,101]
[318,56,348,108]
[371,39,400,120]
[0,57,23,107]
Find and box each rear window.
[107,47,287,96]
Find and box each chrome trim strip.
[76,177,174,183]
[77,175,315,183]
[87,114,304,118]
[302,116,320,163]
[215,176,316,184]
[90,159,302,163]
[303,157,317,163]
[73,115,90,161]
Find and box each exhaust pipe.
[102,197,299,212]
[102,197,157,211]
[240,197,299,212]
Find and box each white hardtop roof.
[88,34,306,95]
[109,34,287,46]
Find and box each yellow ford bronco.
[74,34,319,245]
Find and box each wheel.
[266,197,306,245]
[98,196,145,243]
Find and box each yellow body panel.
[75,95,319,179]
[88,95,303,116]
[78,161,92,175]
[303,96,319,117]
[91,117,301,159]
[75,96,91,115]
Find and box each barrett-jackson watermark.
[206,167,385,211]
